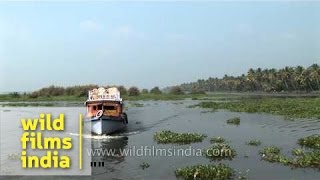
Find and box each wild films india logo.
[20,114,72,169]
[0,112,91,175]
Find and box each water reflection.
[92,137,128,163]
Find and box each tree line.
[12,85,173,99]
[180,64,320,92]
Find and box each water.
[1,100,320,179]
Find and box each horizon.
[1,1,319,92]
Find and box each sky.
[0,1,319,92]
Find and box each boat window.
[104,105,116,110]
[98,104,103,110]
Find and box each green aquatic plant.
[175,164,235,180]
[246,139,261,146]
[226,117,240,125]
[260,146,281,155]
[196,98,320,119]
[204,143,237,161]
[140,162,150,169]
[154,130,207,144]
[260,146,320,169]
[259,146,290,164]
[298,134,320,149]
[291,150,320,168]
[210,136,226,143]
[129,102,144,107]
[292,148,305,156]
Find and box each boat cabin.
[85,87,123,118]
[86,101,123,118]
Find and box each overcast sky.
[0,1,319,92]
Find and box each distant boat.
[84,87,128,135]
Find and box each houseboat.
[84,87,128,135]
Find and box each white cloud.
[80,20,101,32]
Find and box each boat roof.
[85,87,122,104]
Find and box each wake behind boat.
[84,87,128,135]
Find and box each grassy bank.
[196,97,320,119]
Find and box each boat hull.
[84,116,127,135]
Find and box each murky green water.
[1,100,320,179]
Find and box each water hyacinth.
[140,162,150,169]
[259,146,290,164]
[260,146,320,169]
[204,143,237,161]
[298,134,320,149]
[175,164,235,180]
[196,98,320,119]
[260,146,281,155]
[226,117,240,125]
[291,150,320,168]
[210,136,226,143]
[292,148,304,156]
[246,139,261,146]
[154,130,207,144]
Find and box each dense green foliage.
[128,86,140,96]
[170,86,185,95]
[141,89,149,94]
[298,134,320,149]
[204,143,237,161]
[260,146,320,169]
[259,146,290,164]
[150,86,162,94]
[291,148,304,156]
[175,164,235,180]
[197,98,320,119]
[153,130,207,144]
[180,64,320,92]
[226,117,240,125]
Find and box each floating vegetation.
[226,117,240,125]
[246,139,261,146]
[210,136,226,143]
[260,146,320,169]
[260,146,281,156]
[154,130,207,144]
[298,134,320,149]
[200,110,215,114]
[175,164,234,180]
[259,146,290,165]
[291,150,320,168]
[140,162,150,169]
[204,143,237,161]
[292,148,304,156]
[130,102,144,107]
[196,98,320,119]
